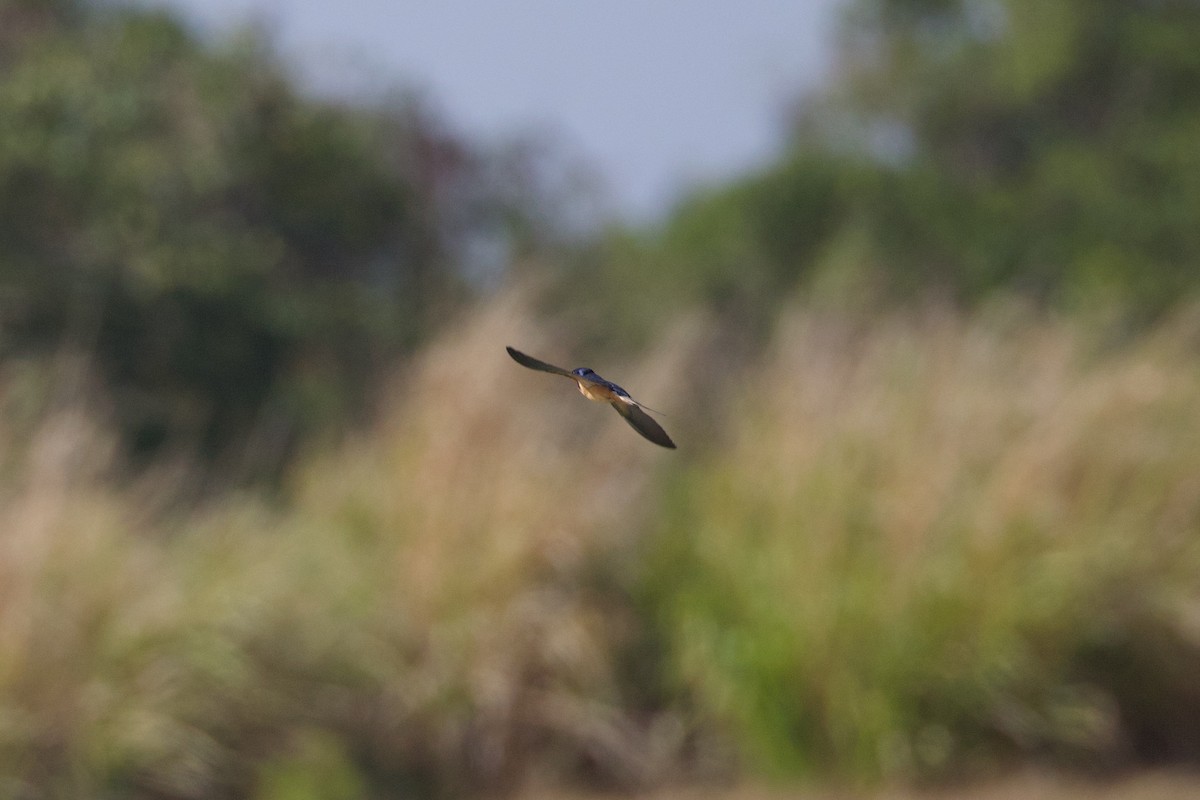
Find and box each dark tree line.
[571,0,1200,337]
[6,0,1200,469]
[0,0,555,471]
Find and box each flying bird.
[506,346,676,449]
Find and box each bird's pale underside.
[506,346,676,449]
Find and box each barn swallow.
[506,346,676,449]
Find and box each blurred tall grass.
[643,302,1200,780]
[3,295,1200,797]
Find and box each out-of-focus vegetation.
[643,302,1200,780]
[8,0,1200,465]
[0,295,694,797]
[5,297,1200,797]
[5,0,1200,797]
[0,0,554,472]
[569,0,1200,339]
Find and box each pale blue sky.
[142,0,845,220]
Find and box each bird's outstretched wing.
[612,400,676,449]
[506,346,574,378]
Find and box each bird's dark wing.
[506,346,574,378]
[612,400,677,449]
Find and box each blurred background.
[3,0,1200,797]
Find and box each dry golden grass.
[2,295,1200,797]
[0,289,701,796]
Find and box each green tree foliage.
[0,0,538,471]
[837,0,1200,309]
[578,0,1200,330]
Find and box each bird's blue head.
[572,368,595,378]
